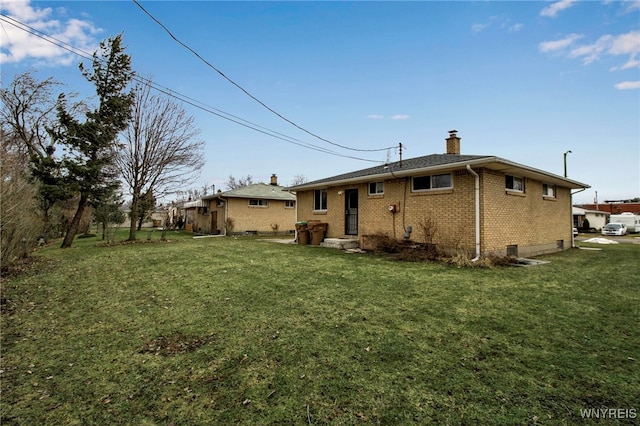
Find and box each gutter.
[466,165,481,261]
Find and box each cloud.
[540,0,577,17]
[471,16,523,34]
[624,0,640,13]
[367,114,384,120]
[610,58,640,71]
[614,81,640,90]
[390,115,411,120]
[0,0,100,65]
[566,31,640,65]
[538,34,583,53]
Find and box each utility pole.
[564,150,572,177]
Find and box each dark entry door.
[345,189,358,235]
[210,211,218,234]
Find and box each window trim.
[505,174,525,193]
[411,173,453,192]
[284,200,295,209]
[368,181,384,195]
[542,183,556,198]
[313,189,328,211]
[248,199,268,207]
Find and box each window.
[248,199,268,207]
[505,175,524,192]
[285,200,295,209]
[542,183,555,198]
[412,173,452,192]
[368,181,384,195]
[313,189,327,210]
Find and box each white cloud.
[624,0,640,13]
[614,81,640,90]
[609,30,640,56]
[569,34,613,64]
[610,57,640,71]
[471,16,523,34]
[390,115,411,120]
[367,114,384,120]
[540,0,577,17]
[0,0,100,65]
[538,34,583,53]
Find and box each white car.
[601,223,628,236]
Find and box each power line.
[0,13,385,163]
[132,0,395,153]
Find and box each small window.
[412,173,453,192]
[313,189,327,211]
[506,175,524,192]
[542,183,555,198]
[285,200,295,209]
[368,182,384,195]
[249,199,268,207]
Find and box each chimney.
[446,130,461,155]
[270,174,278,186]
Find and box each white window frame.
[505,174,525,192]
[542,183,555,198]
[411,173,453,192]
[285,200,295,209]
[248,199,268,207]
[368,181,384,195]
[313,189,327,211]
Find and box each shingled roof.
[204,183,295,201]
[286,153,589,191]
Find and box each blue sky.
[1,0,639,204]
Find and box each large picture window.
[313,189,327,210]
[505,175,524,192]
[412,173,452,192]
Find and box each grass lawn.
[1,231,638,425]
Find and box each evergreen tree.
[53,35,134,248]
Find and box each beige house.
[287,131,590,258]
[189,174,297,235]
[572,206,609,231]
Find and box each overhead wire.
[132,0,395,153]
[0,13,385,163]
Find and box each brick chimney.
[270,174,278,186]
[446,130,461,155]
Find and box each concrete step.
[320,238,359,250]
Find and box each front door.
[345,189,358,235]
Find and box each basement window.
[505,175,525,192]
[249,199,268,207]
[368,181,384,195]
[412,173,452,192]
[313,189,327,211]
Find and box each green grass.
[1,232,638,425]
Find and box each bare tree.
[116,80,204,241]
[226,174,253,190]
[0,71,75,237]
[290,174,308,186]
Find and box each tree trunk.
[128,195,138,241]
[61,193,88,248]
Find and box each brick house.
[287,131,590,258]
[199,174,297,235]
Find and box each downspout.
[570,187,587,248]
[220,196,228,236]
[466,165,481,261]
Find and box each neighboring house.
[191,174,297,235]
[576,202,640,216]
[120,205,169,229]
[572,206,609,231]
[287,131,590,258]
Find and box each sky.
[1,0,639,205]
